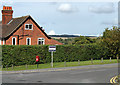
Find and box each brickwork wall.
[4,18,63,45]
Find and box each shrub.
[2,44,111,67]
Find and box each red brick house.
[0,6,63,45]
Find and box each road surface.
[2,64,118,84]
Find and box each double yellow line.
[110,76,118,84]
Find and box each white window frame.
[25,24,33,30]
[38,38,45,45]
[0,39,1,45]
[12,37,16,45]
[26,38,31,45]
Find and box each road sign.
[49,46,56,68]
[49,46,56,52]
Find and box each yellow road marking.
[110,76,114,83]
[110,76,118,84]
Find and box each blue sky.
[0,1,118,36]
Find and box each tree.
[102,26,120,58]
[55,38,73,45]
[73,36,96,45]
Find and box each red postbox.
[36,56,39,62]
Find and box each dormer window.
[25,24,33,30]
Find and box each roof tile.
[1,15,29,38]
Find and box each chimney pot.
[3,6,5,10]
[3,6,12,10]
[10,7,12,10]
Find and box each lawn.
[117,75,120,84]
[2,59,117,71]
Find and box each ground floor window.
[0,39,1,45]
[3,39,5,45]
[26,38,31,45]
[38,38,45,45]
[12,37,16,45]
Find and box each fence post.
[101,57,103,63]
[1,65,3,70]
[78,60,80,65]
[26,64,28,69]
[110,57,111,62]
[6,65,8,70]
[117,56,119,63]
[91,58,93,64]
[12,64,14,69]
[64,61,66,67]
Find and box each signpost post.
[49,46,56,68]
[51,51,53,68]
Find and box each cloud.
[73,34,81,36]
[48,30,55,35]
[0,0,13,6]
[89,3,115,14]
[57,3,78,13]
[87,34,102,37]
[102,18,118,25]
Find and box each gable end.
[5,16,51,39]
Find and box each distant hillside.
[48,35,80,38]
[49,35,98,45]
[48,35,97,38]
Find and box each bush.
[2,44,111,67]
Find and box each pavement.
[2,63,119,74]
[1,63,119,84]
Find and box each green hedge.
[2,44,112,67]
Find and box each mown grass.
[117,75,120,83]
[2,59,117,71]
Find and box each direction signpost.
[49,46,56,68]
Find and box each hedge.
[2,44,113,67]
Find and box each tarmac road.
[2,64,119,84]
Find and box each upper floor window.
[26,38,31,45]
[25,24,33,30]
[38,38,45,45]
[12,37,16,45]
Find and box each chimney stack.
[2,6,13,25]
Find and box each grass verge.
[2,59,117,71]
[116,75,120,84]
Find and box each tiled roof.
[1,16,29,38]
[49,39,63,45]
[0,15,51,39]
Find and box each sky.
[0,0,118,36]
